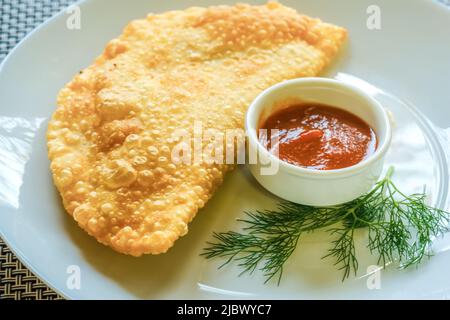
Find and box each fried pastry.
[47,2,346,256]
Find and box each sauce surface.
[260,103,377,170]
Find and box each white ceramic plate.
[1,0,450,300]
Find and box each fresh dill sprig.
[202,166,450,283]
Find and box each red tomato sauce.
[260,103,377,170]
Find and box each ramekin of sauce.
[246,78,392,206]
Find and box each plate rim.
[0,0,88,300]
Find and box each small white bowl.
[246,77,392,207]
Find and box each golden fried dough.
[47,2,346,256]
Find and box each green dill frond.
[202,166,450,283]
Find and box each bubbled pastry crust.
[47,2,346,256]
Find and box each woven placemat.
[1,0,449,301]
